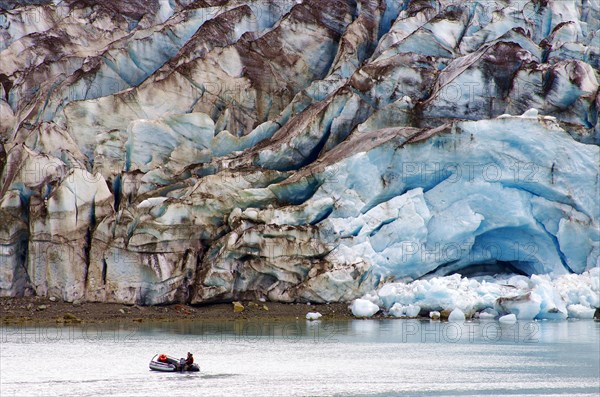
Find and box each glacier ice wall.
[0,0,598,304]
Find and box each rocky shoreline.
[0,297,354,325]
[3,296,599,327]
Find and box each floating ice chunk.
[499,314,517,323]
[405,305,421,317]
[478,308,499,319]
[389,304,420,318]
[495,292,542,320]
[351,299,380,317]
[360,291,383,307]
[389,303,405,317]
[306,312,322,321]
[377,283,398,309]
[448,308,465,322]
[567,304,595,319]
[554,268,600,308]
[531,275,568,320]
[429,311,441,320]
[361,269,598,322]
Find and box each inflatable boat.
[149,354,200,372]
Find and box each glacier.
[0,1,598,317]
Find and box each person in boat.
[158,354,168,363]
[184,352,194,369]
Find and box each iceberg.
[351,299,380,318]
[306,312,323,321]
[566,304,596,319]
[353,268,600,320]
[389,304,421,318]
[448,309,466,322]
[498,314,517,324]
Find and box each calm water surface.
[1,319,599,396]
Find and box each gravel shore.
[1,297,354,325]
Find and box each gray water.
[1,319,599,396]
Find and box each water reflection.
[350,318,379,336]
[4,319,599,346]
[120,318,600,348]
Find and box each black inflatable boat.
[149,354,200,372]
